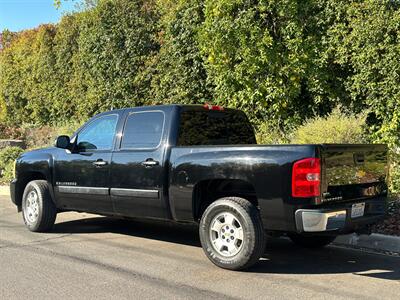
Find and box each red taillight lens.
[292,158,321,198]
[203,103,224,111]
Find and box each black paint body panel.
[169,145,317,231]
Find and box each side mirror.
[55,135,70,149]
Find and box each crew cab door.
[54,113,120,213]
[110,110,167,218]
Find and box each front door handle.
[141,159,159,167]
[93,159,108,167]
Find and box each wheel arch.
[15,171,51,207]
[192,179,259,221]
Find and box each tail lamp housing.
[292,158,321,198]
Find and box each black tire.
[199,197,266,270]
[22,180,57,232]
[288,233,336,248]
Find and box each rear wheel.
[288,233,336,248]
[22,180,57,232]
[199,197,266,270]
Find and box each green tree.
[51,14,81,121]
[150,0,212,105]
[321,0,400,147]
[29,25,58,123]
[200,0,333,129]
[0,29,37,124]
[72,0,159,119]
[0,96,6,122]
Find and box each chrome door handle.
[93,160,108,167]
[141,159,159,167]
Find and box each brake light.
[203,104,224,111]
[292,158,321,198]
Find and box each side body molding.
[57,186,109,195]
[110,188,159,199]
[56,186,159,199]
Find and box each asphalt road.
[1,194,399,300]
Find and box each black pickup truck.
[10,104,388,270]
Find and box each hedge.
[0,0,399,191]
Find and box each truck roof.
[107,104,236,114]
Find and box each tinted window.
[121,112,164,149]
[178,110,256,146]
[77,115,118,151]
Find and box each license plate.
[351,203,365,218]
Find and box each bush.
[55,121,81,137]
[150,0,211,105]
[23,121,81,149]
[389,150,400,196]
[255,122,289,145]
[0,147,24,182]
[0,121,80,149]
[0,124,26,140]
[0,97,6,122]
[291,107,367,144]
[23,126,56,149]
[290,107,399,195]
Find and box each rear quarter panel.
[169,145,316,231]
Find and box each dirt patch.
[371,198,400,237]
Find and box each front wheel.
[22,180,57,232]
[288,233,336,248]
[199,197,266,270]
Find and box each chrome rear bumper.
[295,209,347,232]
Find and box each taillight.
[292,158,321,198]
[203,103,224,111]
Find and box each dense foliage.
[150,0,212,104]
[291,107,367,144]
[0,0,159,124]
[0,0,399,191]
[200,0,324,128]
[0,147,24,182]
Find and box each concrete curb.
[333,233,400,256]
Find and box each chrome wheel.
[209,212,244,257]
[24,190,39,224]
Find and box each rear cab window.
[178,109,256,146]
[121,111,165,149]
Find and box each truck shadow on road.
[52,216,400,281]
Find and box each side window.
[77,115,118,151]
[121,112,164,149]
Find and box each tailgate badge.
[322,192,343,202]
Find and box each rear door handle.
[141,159,159,167]
[93,159,108,167]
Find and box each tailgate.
[320,144,388,202]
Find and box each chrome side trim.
[110,188,159,199]
[57,186,109,195]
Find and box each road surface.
[0,193,399,299]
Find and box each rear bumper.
[294,197,386,234]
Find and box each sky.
[0,0,77,32]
